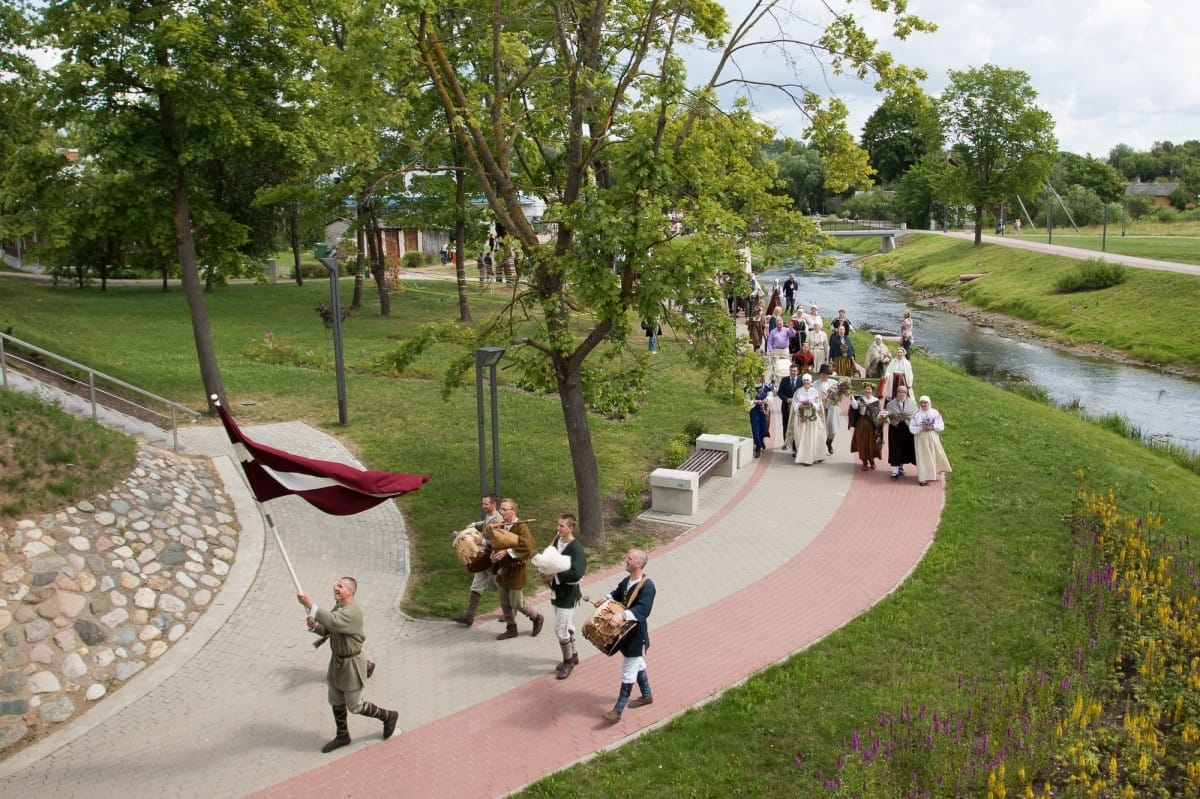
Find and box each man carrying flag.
[298,576,399,752]
[215,398,426,752]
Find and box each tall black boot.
[321,704,351,753]
[453,591,481,626]
[357,700,400,740]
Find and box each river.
[760,255,1200,452]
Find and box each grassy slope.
[866,233,1200,368]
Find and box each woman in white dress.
[808,321,828,372]
[789,374,826,465]
[881,347,914,401]
[908,395,952,486]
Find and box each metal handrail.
[0,331,202,450]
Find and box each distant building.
[1125,178,1179,208]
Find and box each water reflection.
[761,255,1200,452]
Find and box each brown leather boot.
[496,610,518,640]
[453,591,481,626]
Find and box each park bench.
[649,434,751,515]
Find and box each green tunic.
[312,601,367,692]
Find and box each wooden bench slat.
[677,448,727,480]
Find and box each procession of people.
[292,297,948,748]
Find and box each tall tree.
[35,0,314,408]
[937,64,1057,246]
[407,0,928,543]
[860,90,941,185]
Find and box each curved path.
[0,385,942,798]
[936,229,1200,275]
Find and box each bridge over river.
[819,219,907,251]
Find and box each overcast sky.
[701,0,1197,158]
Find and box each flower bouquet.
[796,401,819,422]
[825,379,852,405]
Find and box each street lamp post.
[317,249,349,426]
[475,347,505,497]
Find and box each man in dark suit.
[776,363,802,451]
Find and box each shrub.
[1053,258,1126,293]
[682,418,706,441]
[874,269,888,286]
[402,251,424,269]
[662,436,690,468]
[859,266,874,282]
[617,475,647,522]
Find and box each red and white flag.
[216,402,429,516]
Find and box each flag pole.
[263,511,303,594]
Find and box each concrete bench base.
[649,434,754,515]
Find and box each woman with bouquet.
[789,373,825,465]
[848,383,884,471]
[908,395,953,486]
[883,384,918,480]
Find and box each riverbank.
[853,233,1200,379]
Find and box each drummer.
[597,549,656,724]
[452,493,501,627]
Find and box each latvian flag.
[216,400,429,516]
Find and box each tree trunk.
[367,222,390,316]
[350,197,366,309]
[453,150,471,323]
[290,207,303,286]
[554,355,605,546]
[973,206,984,246]
[173,167,226,411]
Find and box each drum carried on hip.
[582,598,637,656]
[772,357,791,380]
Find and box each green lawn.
[4,267,1200,795]
[867,233,1200,370]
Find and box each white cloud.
[700,0,1199,156]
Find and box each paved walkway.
[1,375,943,798]
[937,229,1200,275]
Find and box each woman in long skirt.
[848,384,883,471]
[884,384,918,480]
[908,395,953,486]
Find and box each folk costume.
[493,518,543,640]
[549,532,588,679]
[601,564,656,723]
[829,327,856,378]
[789,380,825,465]
[881,351,913,400]
[909,397,953,486]
[813,369,842,456]
[884,393,918,478]
[749,376,774,457]
[303,582,398,753]
[848,392,884,470]
[453,506,502,626]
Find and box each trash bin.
[314,242,328,259]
